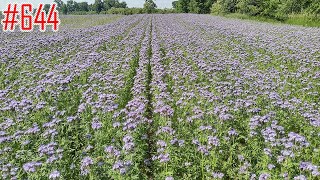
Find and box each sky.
[0,0,174,11]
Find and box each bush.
[156,8,177,14]
[107,8,145,15]
[236,0,261,16]
[211,0,226,14]
[306,1,320,16]
[87,11,99,15]
[106,7,177,15]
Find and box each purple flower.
[105,146,120,157]
[268,164,275,170]
[67,116,77,122]
[165,176,174,180]
[157,140,167,148]
[197,145,209,155]
[294,175,307,180]
[228,128,238,136]
[119,168,127,174]
[208,136,220,147]
[91,121,102,130]
[158,153,170,163]
[23,162,42,173]
[259,173,270,180]
[49,170,60,179]
[212,172,224,179]
[123,142,134,151]
[112,160,123,170]
[81,156,94,167]
[78,103,87,113]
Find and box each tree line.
[54,0,127,14]
[53,0,174,15]
[172,0,320,19]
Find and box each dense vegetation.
[52,0,174,15]
[173,0,320,21]
[53,0,127,14]
[211,0,320,20]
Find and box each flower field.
[0,14,319,179]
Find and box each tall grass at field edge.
[216,13,320,27]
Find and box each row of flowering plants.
[151,14,320,179]
[0,15,150,179]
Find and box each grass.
[59,14,123,29]
[286,14,320,27]
[218,13,320,27]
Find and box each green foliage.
[285,14,320,27]
[107,7,144,15]
[56,0,91,14]
[236,0,262,16]
[176,0,191,13]
[306,0,320,15]
[106,7,177,15]
[54,0,64,11]
[223,12,320,27]
[61,4,68,14]
[68,11,91,15]
[203,0,216,13]
[78,2,89,12]
[55,0,319,19]
[261,0,286,20]
[211,0,226,14]
[43,4,51,13]
[210,0,320,21]
[174,0,215,14]
[94,0,103,13]
[55,0,175,15]
[144,0,157,14]
[224,0,238,13]
[103,0,127,11]
[155,8,178,14]
[67,0,77,12]
[172,1,178,9]
[189,0,200,13]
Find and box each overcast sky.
[0,0,174,10]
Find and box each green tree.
[43,4,51,13]
[104,0,117,10]
[211,0,238,13]
[196,0,212,14]
[211,0,226,13]
[260,0,284,19]
[224,0,238,13]
[236,0,262,15]
[103,0,127,10]
[144,0,157,13]
[119,2,128,8]
[79,2,89,11]
[177,0,190,13]
[61,4,68,14]
[94,0,103,13]
[67,0,76,12]
[189,0,200,13]
[54,0,64,11]
[203,0,216,13]
[73,1,80,11]
[307,0,320,15]
[172,1,178,9]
